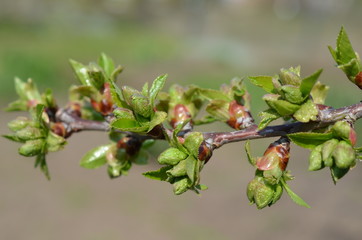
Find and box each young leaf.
[293,100,318,123]
[310,81,329,104]
[143,166,172,181]
[197,88,230,101]
[148,111,167,132]
[80,144,112,169]
[288,132,333,149]
[258,109,280,129]
[185,155,197,184]
[35,154,50,180]
[245,141,256,166]
[149,74,167,107]
[184,132,204,158]
[335,26,357,65]
[98,53,115,78]
[69,59,92,86]
[281,179,310,208]
[299,69,323,98]
[248,76,275,93]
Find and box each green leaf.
[195,184,208,191]
[249,76,275,93]
[173,177,189,195]
[185,155,197,183]
[98,53,115,78]
[149,74,167,107]
[263,95,300,116]
[142,82,149,96]
[106,79,127,108]
[310,81,329,104]
[184,132,204,157]
[300,69,323,97]
[335,26,357,65]
[197,88,231,101]
[167,159,187,177]
[112,118,140,129]
[293,100,318,123]
[280,85,304,104]
[19,139,45,156]
[148,111,167,132]
[281,179,310,208]
[158,147,188,165]
[113,108,136,120]
[288,132,333,149]
[80,144,112,169]
[258,109,281,129]
[69,59,92,86]
[330,166,349,184]
[338,58,361,79]
[143,166,172,181]
[3,134,24,142]
[35,154,50,180]
[46,132,67,152]
[245,141,256,166]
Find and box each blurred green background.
[1,0,362,239]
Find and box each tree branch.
[54,102,362,149]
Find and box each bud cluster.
[308,121,357,183]
[246,137,290,209]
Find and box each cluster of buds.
[247,137,291,209]
[309,121,357,182]
[146,132,211,195]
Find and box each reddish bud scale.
[355,72,362,90]
[316,104,332,111]
[198,141,213,163]
[262,139,290,171]
[117,136,142,156]
[170,104,192,129]
[227,100,253,130]
[51,122,67,137]
[90,83,114,115]
[69,103,82,117]
[349,128,357,146]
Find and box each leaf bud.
[227,100,254,130]
[257,137,290,171]
[198,140,213,163]
[246,177,261,203]
[279,67,301,86]
[15,126,44,141]
[158,147,188,165]
[130,94,152,118]
[167,160,187,177]
[332,121,357,146]
[308,145,323,171]
[332,141,356,169]
[254,181,275,209]
[271,183,283,205]
[263,166,283,185]
[322,139,339,167]
[8,117,31,131]
[173,177,189,195]
[19,139,44,156]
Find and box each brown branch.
[54,102,362,149]
[203,102,362,149]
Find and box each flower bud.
[167,160,187,177]
[15,126,43,141]
[308,145,323,171]
[158,147,188,165]
[8,117,31,131]
[19,139,44,156]
[279,67,301,86]
[271,183,283,205]
[198,141,213,163]
[173,177,189,195]
[263,166,283,185]
[322,139,339,167]
[254,181,275,209]
[130,94,152,118]
[246,177,261,203]
[332,121,357,145]
[332,141,356,169]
